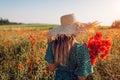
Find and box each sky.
[0,0,120,26]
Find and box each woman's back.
[45,41,92,80]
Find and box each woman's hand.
[78,76,87,80]
[48,63,56,71]
[47,36,52,43]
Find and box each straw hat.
[48,14,98,37]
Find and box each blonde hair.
[52,34,75,66]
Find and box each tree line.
[111,20,120,28]
[0,18,22,25]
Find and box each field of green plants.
[0,24,57,31]
[0,25,120,80]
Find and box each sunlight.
[114,2,120,13]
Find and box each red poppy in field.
[31,40,36,46]
[16,41,19,45]
[41,39,46,43]
[18,63,23,69]
[43,31,47,36]
[38,33,43,39]
[0,43,2,46]
[44,69,48,73]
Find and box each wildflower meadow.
[0,25,120,80]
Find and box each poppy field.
[0,25,120,80]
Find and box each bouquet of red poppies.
[86,32,113,65]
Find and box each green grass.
[0,24,58,31]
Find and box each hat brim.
[48,22,95,37]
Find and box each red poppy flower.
[87,32,112,65]
[31,40,35,46]
[18,64,23,69]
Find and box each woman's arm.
[48,63,56,71]
[75,44,93,80]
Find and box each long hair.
[52,34,76,66]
